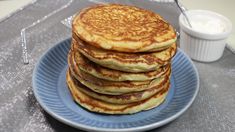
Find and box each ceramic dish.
[33,39,199,132]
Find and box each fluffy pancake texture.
[72,37,176,72]
[66,70,169,114]
[66,4,177,114]
[68,52,171,95]
[70,49,170,81]
[72,4,177,52]
[68,69,169,104]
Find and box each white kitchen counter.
[0,0,34,21]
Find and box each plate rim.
[32,38,200,132]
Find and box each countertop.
[0,0,234,132]
[0,0,34,21]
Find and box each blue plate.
[33,38,199,132]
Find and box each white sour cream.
[189,14,226,34]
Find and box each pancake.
[72,37,176,72]
[70,49,170,81]
[68,69,169,104]
[66,70,170,114]
[68,54,171,95]
[72,4,177,53]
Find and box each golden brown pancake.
[68,69,169,104]
[66,70,170,114]
[68,53,171,95]
[70,49,170,81]
[72,37,176,72]
[72,4,177,52]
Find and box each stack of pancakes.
[66,4,177,114]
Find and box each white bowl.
[179,10,232,62]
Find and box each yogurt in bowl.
[179,10,232,62]
[190,14,226,34]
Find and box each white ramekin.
[179,10,232,62]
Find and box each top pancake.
[72,4,177,52]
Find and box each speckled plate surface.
[32,38,199,132]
